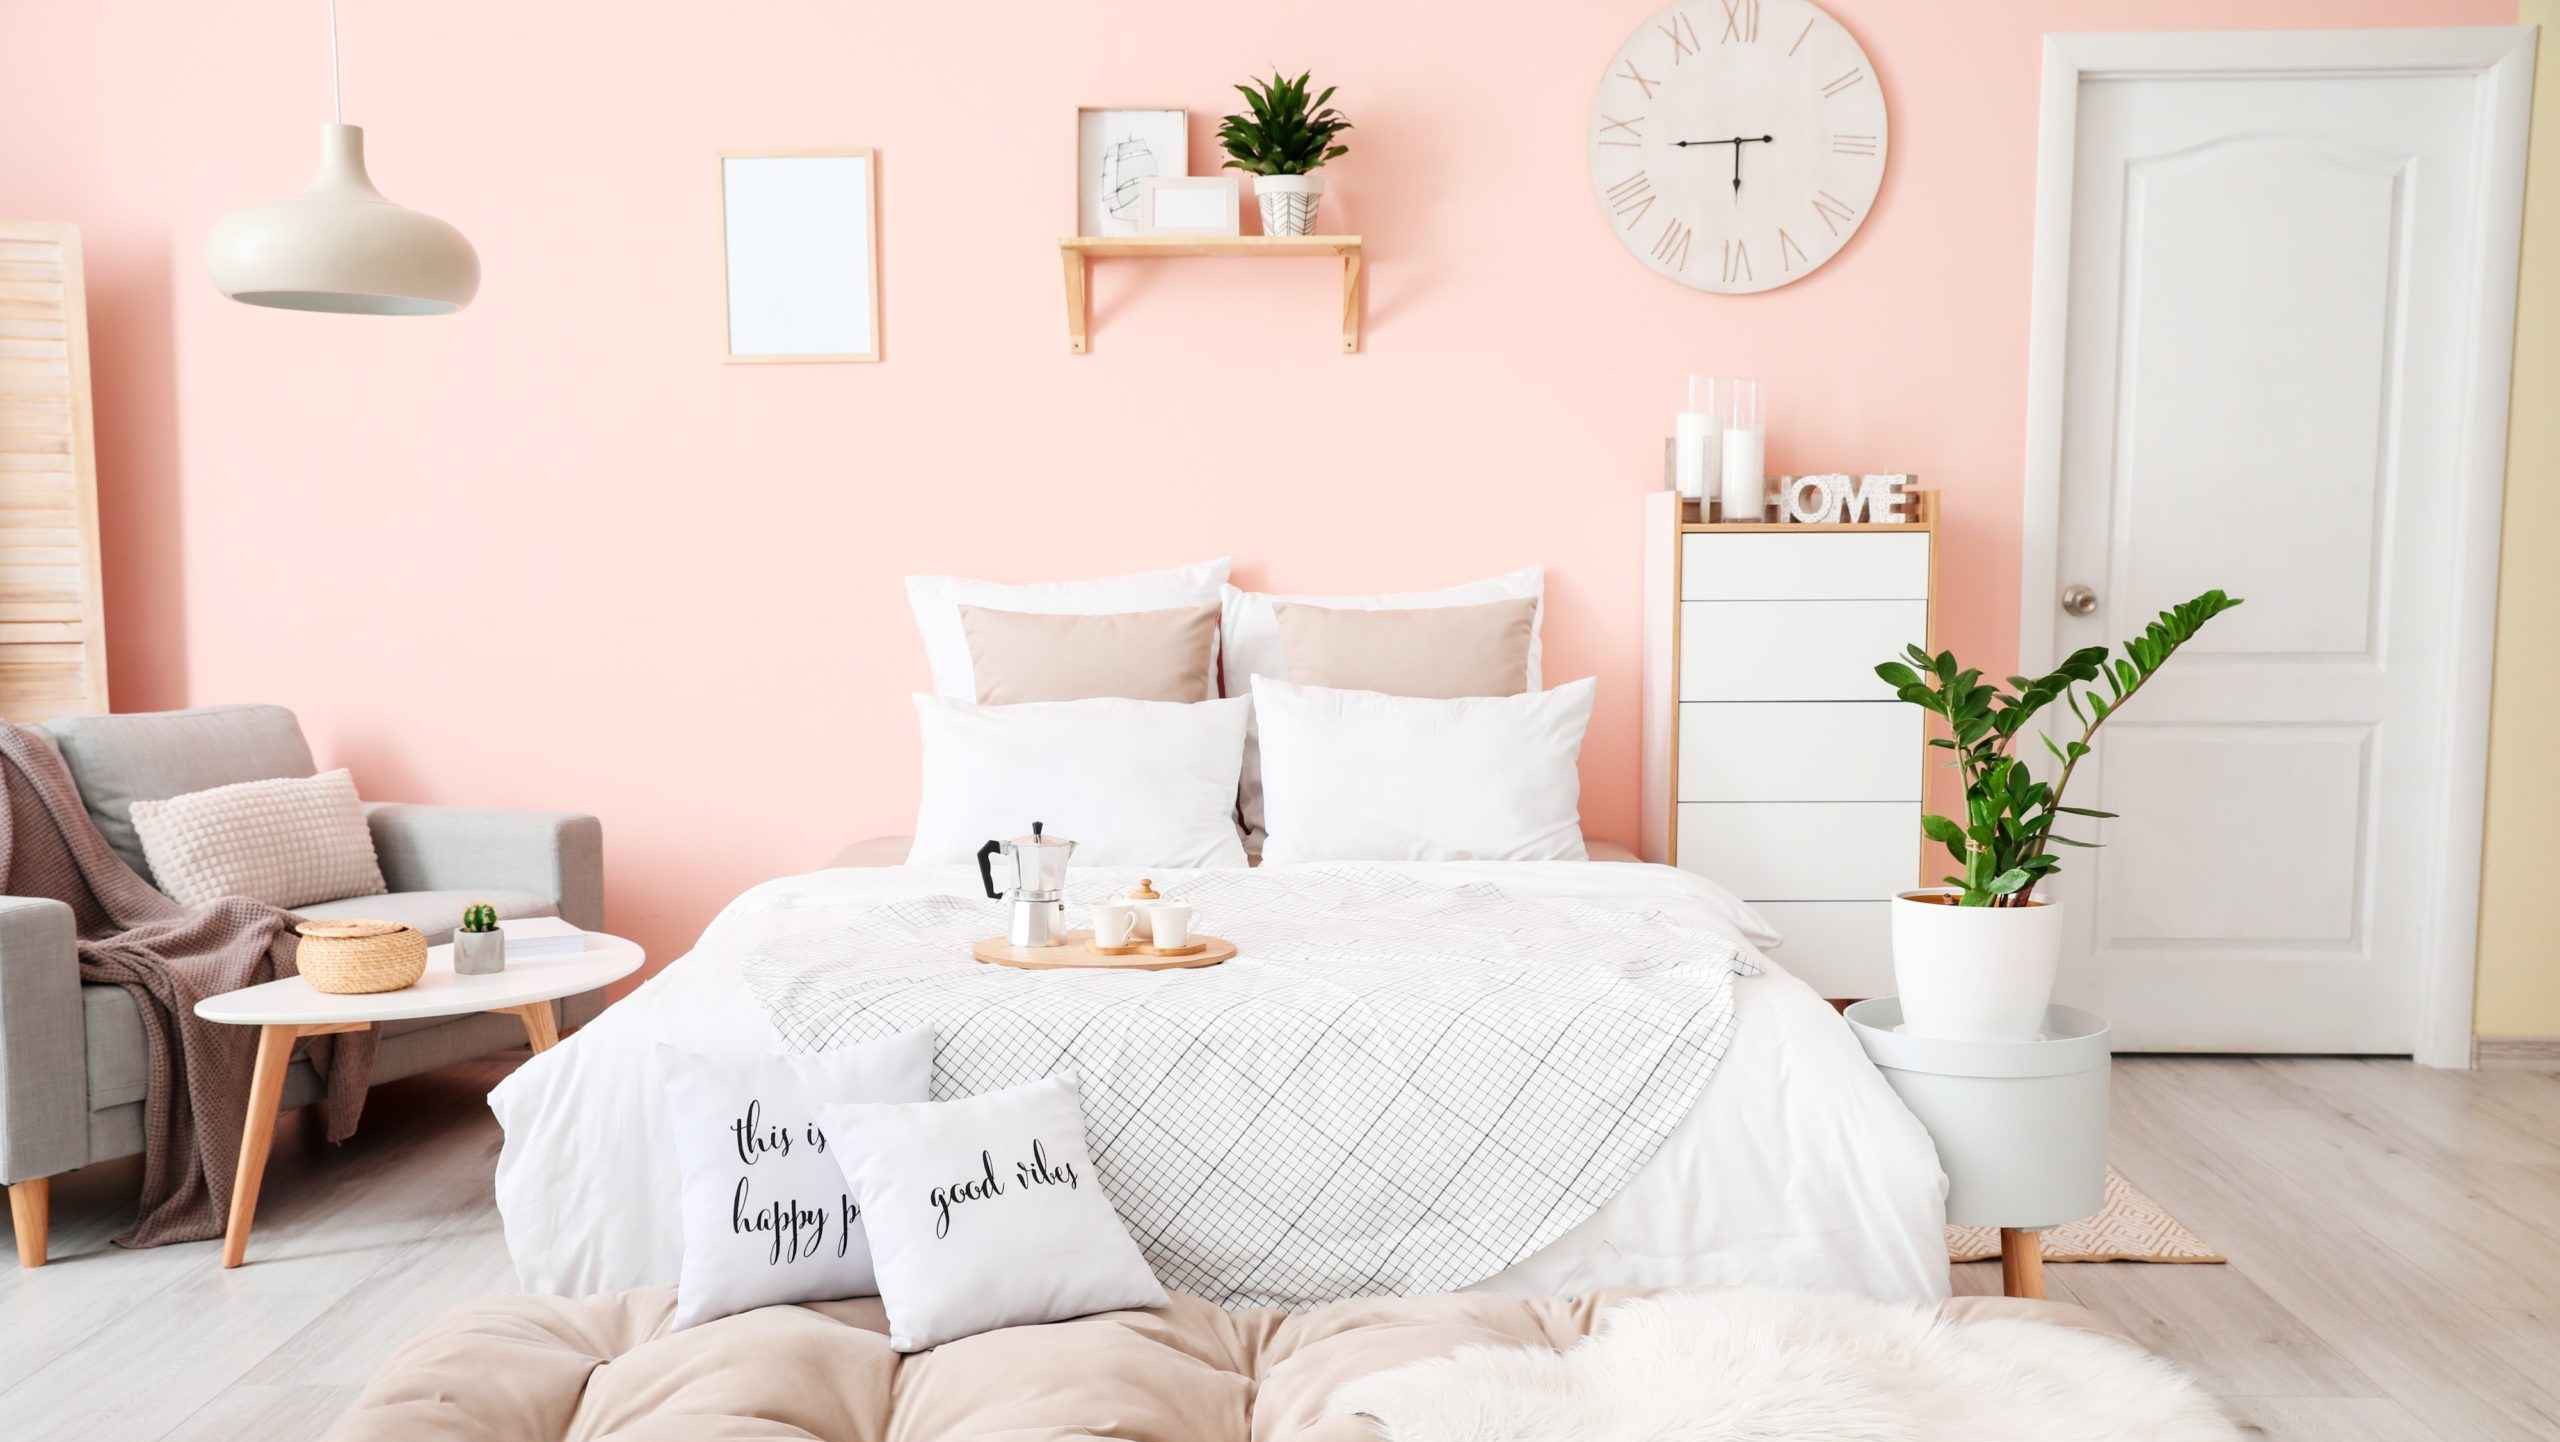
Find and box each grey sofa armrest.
[0,896,84,1184]
[363,804,604,932]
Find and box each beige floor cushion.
[326,1288,2123,1442]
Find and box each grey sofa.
[1,705,605,1266]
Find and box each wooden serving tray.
[972,930,1236,971]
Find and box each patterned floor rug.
[1947,1166,2225,1264]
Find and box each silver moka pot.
[977,822,1075,948]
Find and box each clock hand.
[1731,134,1774,197]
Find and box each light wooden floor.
[4,1055,2558,1441]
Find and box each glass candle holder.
[1719,379,1766,522]
[1675,374,1723,501]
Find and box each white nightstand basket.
[1844,998,2109,1296]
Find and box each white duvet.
[490,860,1950,1304]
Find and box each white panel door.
[2039,59,2503,1053]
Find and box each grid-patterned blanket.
[741,867,1753,1308]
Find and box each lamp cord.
[327,0,342,123]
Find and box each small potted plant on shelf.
[1876,589,2243,1041]
[1219,70,1351,237]
[454,902,505,976]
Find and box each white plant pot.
[1255,173,1324,236]
[1890,890,2064,1042]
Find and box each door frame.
[2016,27,2538,1068]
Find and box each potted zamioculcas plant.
[1876,590,2242,1041]
[454,901,505,976]
[1219,70,1351,237]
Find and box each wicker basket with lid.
[294,919,428,994]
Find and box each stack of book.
[493,916,589,960]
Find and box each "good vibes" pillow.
[658,1031,935,1330]
[820,1074,1166,1352]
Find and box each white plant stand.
[1843,998,2109,1298]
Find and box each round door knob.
[2060,584,2099,617]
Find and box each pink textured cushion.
[1272,597,1537,698]
[129,768,386,909]
[325,1288,2129,1442]
[958,603,1220,704]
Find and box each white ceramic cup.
[1149,902,1195,949]
[1091,901,1137,949]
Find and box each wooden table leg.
[222,1023,299,1269]
[498,1002,560,1053]
[2000,1227,2046,1299]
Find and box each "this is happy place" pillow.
[657,1030,936,1331]
[819,1073,1166,1352]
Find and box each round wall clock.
[1588,0,1888,293]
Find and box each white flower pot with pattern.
[1255,173,1324,236]
[1891,890,2064,1042]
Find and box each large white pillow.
[820,1074,1167,1352]
[1222,568,1545,845]
[906,558,1230,702]
[906,695,1250,868]
[1252,675,1593,865]
[130,768,386,909]
[657,1031,936,1331]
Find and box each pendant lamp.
[208,1,479,315]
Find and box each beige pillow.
[1272,596,1538,698]
[957,602,1220,705]
[129,768,388,909]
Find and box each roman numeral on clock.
[1660,12,1699,62]
[1832,132,1879,157]
[1811,189,1857,235]
[1653,218,1694,271]
[1719,0,1759,43]
[1606,172,1656,227]
[1778,228,1809,271]
[1597,114,1643,147]
[1789,17,1817,56]
[1721,238,1754,285]
[1821,67,1865,98]
[1617,59,1659,99]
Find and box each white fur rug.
[1328,1288,2241,1442]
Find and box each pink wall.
[0,0,2505,974]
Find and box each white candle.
[1720,426,1765,521]
[1674,410,1720,500]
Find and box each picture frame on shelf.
[1138,175,1241,236]
[719,148,880,363]
[1077,108,1188,237]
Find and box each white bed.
[490,855,1950,1304]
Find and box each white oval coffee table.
[195,931,643,1268]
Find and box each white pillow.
[1222,568,1545,844]
[657,1031,936,1331]
[1252,676,1594,865]
[906,695,1250,868]
[907,558,1230,702]
[820,1074,1167,1352]
[129,768,386,909]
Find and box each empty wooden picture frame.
[721,149,880,363]
[1140,175,1241,235]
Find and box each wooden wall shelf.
[1058,235,1363,355]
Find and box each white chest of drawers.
[1639,490,1938,999]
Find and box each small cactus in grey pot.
[454,902,506,975]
